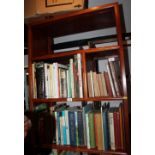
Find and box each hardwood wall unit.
[27,3,130,155]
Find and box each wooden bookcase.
[27,2,130,155]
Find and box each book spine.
[68,111,76,146]
[88,112,96,148]
[77,53,83,98]
[75,111,79,146]
[101,73,108,96]
[108,111,116,150]
[70,59,75,98]
[102,111,110,150]
[94,112,103,150]
[57,111,61,144]
[104,72,113,96]
[119,106,124,150]
[113,111,119,150]
[106,64,116,97]
[53,63,59,98]
[62,111,67,145]
[85,113,90,148]
[77,111,85,146]
[65,110,70,145]
[35,62,45,98]
[108,60,121,96]
[90,71,95,97]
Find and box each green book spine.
[88,112,96,148]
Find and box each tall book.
[35,62,45,98]
[94,111,104,150]
[108,108,116,150]
[108,57,121,96]
[101,105,110,150]
[106,63,116,97]
[77,53,83,98]
[68,111,76,146]
[88,112,96,148]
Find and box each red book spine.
[116,110,122,150]
[104,72,113,96]
[113,111,119,150]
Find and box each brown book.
[113,110,119,150]
[104,72,113,96]
[93,72,100,97]
[97,73,104,97]
[101,73,108,96]
[94,112,104,150]
[119,105,124,150]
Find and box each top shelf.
[29,3,117,38]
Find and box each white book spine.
[108,112,116,150]
[85,113,90,149]
[53,63,59,98]
[77,53,83,98]
[70,59,75,98]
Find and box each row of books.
[52,101,124,151]
[49,149,88,155]
[87,56,122,97]
[32,53,83,98]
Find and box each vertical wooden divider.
[114,3,130,155]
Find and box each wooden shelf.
[28,2,130,155]
[40,144,127,155]
[32,45,120,61]
[32,96,126,103]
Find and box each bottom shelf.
[39,144,128,155]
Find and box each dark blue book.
[77,110,85,146]
[68,111,76,146]
[102,108,110,150]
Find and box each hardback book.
[106,63,116,97]
[69,58,75,98]
[104,71,113,96]
[68,110,76,146]
[94,111,104,150]
[77,110,85,146]
[35,62,46,98]
[108,57,121,96]
[77,53,83,98]
[108,108,116,150]
[59,68,67,98]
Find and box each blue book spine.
[77,111,85,146]
[68,111,76,146]
[62,111,67,145]
[103,110,110,150]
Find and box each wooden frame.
[46,0,73,7]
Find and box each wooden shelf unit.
[27,2,130,155]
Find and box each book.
[108,108,116,150]
[35,62,46,98]
[68,111,76,146]
[94,111,104,150]
[102,105,110,150]
[108,57,121,96]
